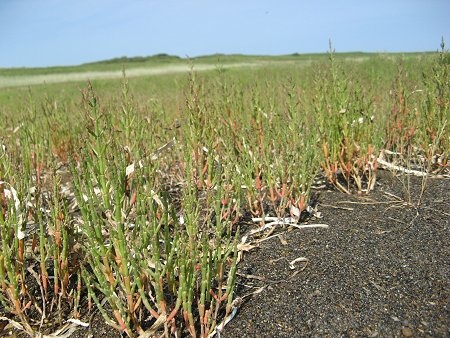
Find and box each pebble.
[402,327,413,337]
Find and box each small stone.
[402,327,413,337]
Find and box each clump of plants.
[314,44,379,194]
[0,45,448,337]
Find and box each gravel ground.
[222,171,449,338]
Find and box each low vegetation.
[0,42,448,337]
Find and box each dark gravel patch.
[222,171,449,338]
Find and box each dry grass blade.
[377,156,443,177]
[40,321,85,338]
[0,316,27,332]
[150,137,176,161]
[288,257,309,270]
[138,313,167,338]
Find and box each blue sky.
[1,0,449,68]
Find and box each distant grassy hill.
[84,53,182,65]
[0,51,436,77]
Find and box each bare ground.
[222,171,449,338]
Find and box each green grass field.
[0,47,448,337]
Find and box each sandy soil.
[222,171,449,337]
